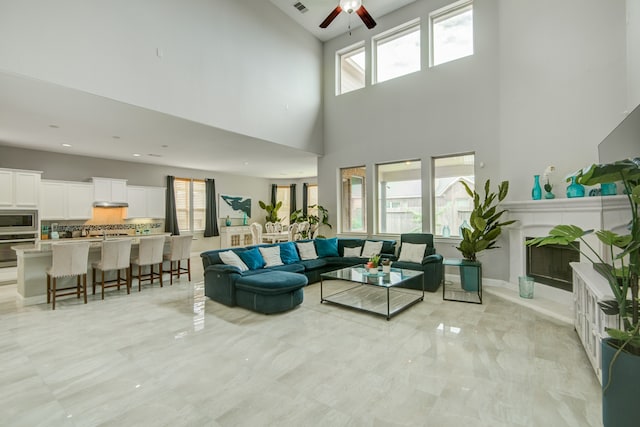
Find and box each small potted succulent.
[366,254,380,274]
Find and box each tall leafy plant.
[290,204,332,238]
[527,158,640,356]
[456,180,514,262]
[258,200,282,223]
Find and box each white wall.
[318,0,629,281]
[0,0,323,154]
[628,0,640,110]
[499,0,627,198]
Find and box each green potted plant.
[290,204,332,238]
[456,179,515,291]
[258,200,282,223]
[527,158,639,427]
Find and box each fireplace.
[526,238,580,292]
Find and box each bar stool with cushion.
[163,235,193,285]
[92,238,132,299]
[130,236,166,291]
[46,241,90,310]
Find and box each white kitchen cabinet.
[40,180,93,220]
[146,187,165,218]
[126,186,165,219]
[93,177,127,203]
[0,168,42,208]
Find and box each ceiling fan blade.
[319,6,343,28]
[356,5,377,29]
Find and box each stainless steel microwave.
[0,210,38,233]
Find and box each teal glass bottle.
[567,176,585,198]
[531,175,542,200]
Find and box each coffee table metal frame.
[320,265,424,320]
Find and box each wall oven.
[0,210,38,267]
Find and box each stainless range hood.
[93,201,129,208]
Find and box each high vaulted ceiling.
[0,1,415,179]
[270,0,415,41]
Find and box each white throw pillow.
[398,243,427,264]
[361,240,383,259]
[296,241,318,260]
[343,246,362,257]
[259,246,284,268]
[219,250,248,271]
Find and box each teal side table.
[442,258,482,304]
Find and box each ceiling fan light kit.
[319,0,377,30]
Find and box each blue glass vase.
[531,175,542,200]
[567,176,585,198]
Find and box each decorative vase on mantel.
[566,176,585,198]
[531,175,542,200]
[225,215,232,226]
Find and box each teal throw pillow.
[279,242,300,264]
[315,237,339,257]
[238,248,265,270]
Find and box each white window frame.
[336,41,366,96]
[372,18,421,85]
[340,166,367,234]
[431,153,475,238]
[376,160,423,235]
[174,177,206,232]
[429,0,474,68]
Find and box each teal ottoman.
[234,271,307,314]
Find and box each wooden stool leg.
[117,270,121,290]
[160,263,163,287]
[101,270,105,300]
[138,265,142,292]
[170,261,174,285]
[177,260,181,279]
[77,275,81,299]
[47,274,51,304]
[92,268,96,295]
[126,267,131,294]
[83,274,87,304]
[52,277,56,310]
[187,259,191,282]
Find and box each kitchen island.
[12,234,172,305]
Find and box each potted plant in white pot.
[526,158,639,427]
[456,179,514,291]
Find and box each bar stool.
[130,236,166,291]
[92,238,132,299]
[46,241,90,310]
[163,235,193,285]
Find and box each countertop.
[12,233,172,254]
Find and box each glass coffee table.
[320,265,424,320]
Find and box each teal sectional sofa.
[200,235,443,314]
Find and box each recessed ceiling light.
[112,135,121,139]
[147,153,162,157]
[61,143,72,147]
[243,162,249,166]
[49,124,59,128]
[133,153,141,157]
[161,145,169,148]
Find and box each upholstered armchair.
[390,233,444,292]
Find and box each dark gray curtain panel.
[302,182,309,216]
[204,178,219,237]
[290,183,296,216]
[165,175,180,235]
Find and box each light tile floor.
[0,258,602,426]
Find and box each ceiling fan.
[319,0,377,30]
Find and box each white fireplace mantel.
[502,195,629,301]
